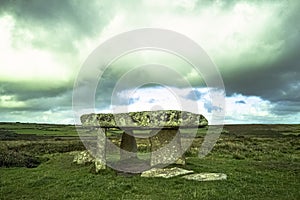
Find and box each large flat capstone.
[81,110,208,128]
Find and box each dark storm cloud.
[223,39,300,102]
[271,101,300,115]
[0,0,114,52]
[235,100,246,104]
[221,1,300,116]
[0,0,118,122]
[0,81,72,101]
[1,0,299,123]
[0,83,73,112]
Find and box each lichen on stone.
[81,110,208,128]
[182,173,227,181]
[141,167,194,178]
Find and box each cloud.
[0,0,120,86]
[186,90,203,101]
[91,0,300,114]
[271,101,300,116]
[223,93,300,124]
[204,100,222,113]
[0,88,72,112]
[0,109,74,124]
[94,87,300,124]
[96,87,225,124]
[0,0,299,124]
[0,0,113,51]
[235,100,246,104]
[213,1,300,105]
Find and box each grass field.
[0,123,299,200]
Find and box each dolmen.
[80,110,208,173]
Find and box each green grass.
[0,153,299,200]
[0,123,299,199]
[0,123,218,137]
[0,122,78,136]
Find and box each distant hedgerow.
[0,150,42,168]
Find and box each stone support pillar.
[120,130,138,160]
[94,128,106,172]
[150,129,185,166]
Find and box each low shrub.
[0,149,42,168]
[7,141,85,155]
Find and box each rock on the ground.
[141,167,193,178]
[73,150,95,165]
[182,173,227,181]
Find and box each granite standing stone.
[120,130,138,160]
[150,129,185,166]
[94,128,106,172]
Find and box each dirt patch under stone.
[109,157,151,174]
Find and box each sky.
[0,0,299,124]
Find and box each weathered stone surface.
[73,150,95,164]
[81,110,208,128]
[182,173,227,181]
[141,167,193,178]
[94,128,106,172]
[150,129,185,166]
[79,110,208,172]
[120,131,138,160]
[95,159,106,171]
